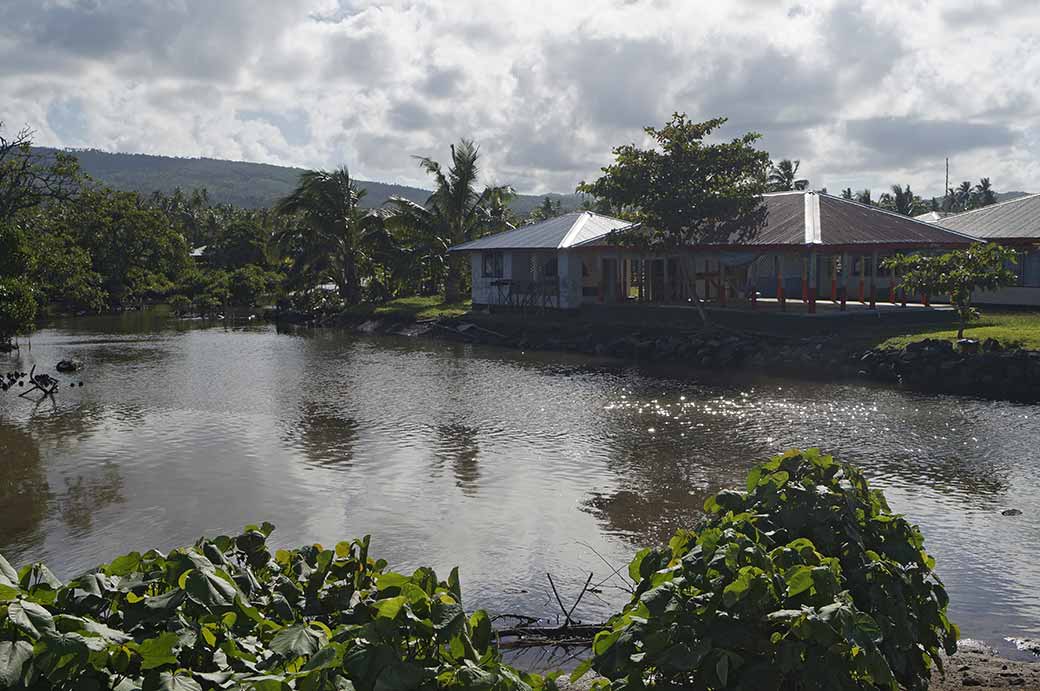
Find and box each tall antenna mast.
[945,157,949,197]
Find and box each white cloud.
[1,0,1038,196]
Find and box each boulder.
[56,359,82,372]
[957,338,980,354]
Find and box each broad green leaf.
[469,610,492,653]
[299,643,343,673]
[145,670,203,691]
[184,568,238,608]
[8,599,55,638]
[105,552,142,577]
[270,624,324,658]
[135,631,181,670]
[0,554,18,586]
[0,640,32,688]
[785,566,814,597]
[716,653,729,687]
[373,661,427,691]
[373,595,406,620]
[0,583,19,601]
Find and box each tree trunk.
[682,254,710,325]
[444,254,463,303]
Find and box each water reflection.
[57,463,124,536]
[2,315,1040,648]
[435,423,481,496]
[0,421,48,553]
[285,402,359,471]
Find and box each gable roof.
[447,211,633,252]
[576,191,975,249]
[938,193,1040,240]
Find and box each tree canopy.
[884,243,1018,338]
[578,114,770,248]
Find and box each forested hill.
[36,147,583,215]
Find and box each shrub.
[0,524,547,691]
[168,294,192,316]
[580,449,957,691]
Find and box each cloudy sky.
[3,0,1039,197]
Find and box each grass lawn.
[876,311,1040,350]
[340,295,472,321]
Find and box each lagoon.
[2,312,1039,654]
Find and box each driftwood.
[18,365,59,399]
[492,572,604,648]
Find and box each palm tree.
[956,181,973,211]
[767,159,801,191]
[273,167,385,304]
[384,140,513,302]
[889,184,916,216]
[841,188,853,200]
[855,189,873,205]
[975,178,997,207]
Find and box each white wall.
[975,287,1040,307]
[469,251,513,306]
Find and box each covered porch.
[575,247,944,315]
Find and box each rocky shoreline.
[275,309,1040,402]
[272,305,1040,399]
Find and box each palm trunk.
[444,254,463,303]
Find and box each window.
[482,251,503,278]
[542,256,558,278]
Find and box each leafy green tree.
[766,158,801,191]
[884,243,1018,338]
[230,265,282,307]
[0,123,81,223]
[26,215,106,313]
[578,113,769,320]
[855,189,873,205]
[274,167,385,304]
[0,276,36,342]
[526,196,563,224]
[841,187,853,200]
[168,293,192,316]
[204,208,275,270]
[386,140,514,303]
[61,187,190,307]
[0,123,84,338]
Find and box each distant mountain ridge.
[37,147,584,216]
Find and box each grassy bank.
[876,311,1040,350]
[341,295,471,321]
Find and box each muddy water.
[2,312,1038,653]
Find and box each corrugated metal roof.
[575,192,974,249]
[447,211,633,252]
[816,195,974,246]
[938,193,1040,240]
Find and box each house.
[937,194,1040,306]
[449,191,976,312]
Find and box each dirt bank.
[556,641,1040,690]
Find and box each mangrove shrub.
[580,449,957,691]
[0,523,546,691]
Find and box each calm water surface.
[2,312,1039,652]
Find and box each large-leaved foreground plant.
[578,449,958,691]
[0,524,546,691]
